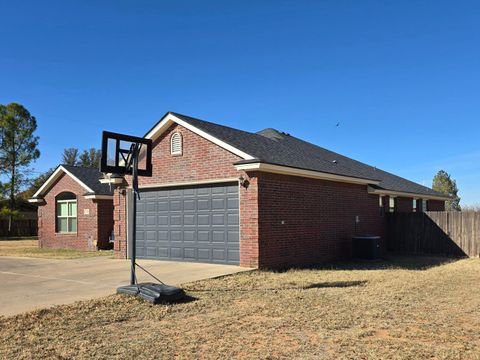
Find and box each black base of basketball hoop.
[101,130,185,304]
[117,283,185,304]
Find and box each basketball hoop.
[101,131,185,303]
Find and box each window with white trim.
[56,192,77,233]
[170,132,182,155]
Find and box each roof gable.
[145,112,255,160]
[31,165,113,199]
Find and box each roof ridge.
[169,112,259,137]
[61,164,102,171]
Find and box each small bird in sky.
[336,122,340,127]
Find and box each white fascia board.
[135,177,240,190]
[145,113,255,160]
[32,165,94,198]
[28,198,45,204]
[235,162,381,186]
[83,194,114,200]
[367,186,449,201]
[99,177,124,185]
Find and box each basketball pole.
[130,144,139,286]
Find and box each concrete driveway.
[0,256,249,316]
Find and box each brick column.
[113,186,128,258]
[239,172,259,268]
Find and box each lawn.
[1,256,479,359]
[0,239,113,259]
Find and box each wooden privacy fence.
[0,219,38,237]
[387,212,480,257]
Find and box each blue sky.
[1,1,479,204]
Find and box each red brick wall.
[37,173,112,251]
[256,173,386,268]
[142,123,242,185]
[427,200,445,211]
[97,199,114,249]
[113,187,128,256]
[240,173,259,267]
[113,123,260,267]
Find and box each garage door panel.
[170,215,182,225]
[158,215,168,225]
[137,202,146,212]
[227,230,239,243]
[227,197,239,209]
[146,215,156,226]
[227,249,240,262]
[146,230,156,241]
[136,182,239,265]
[183,199,195,210]
[184,248,195,259]
[183,230,195,242]
[198,230,210,242]
[157,230,168,240]
[170,200,182,211]
[183,188,195,196]
[170,230,182,241]
[197,214,210,225]
[212,198,225,209]
[197,187,211,195]
[198,248,211,260]
[183,214,195,225]
[170,247,183,258]
[145,247,157,257]
[212,249,226,261]
[212,214,225,225]
[157,247,169,257]
[158,200,169,211]
[146,202,156,212]
[197,199,210,210]
[212,231,225,242]
[169,189,183,197]
[227,213,239,225]
[157,191,168,199]
[137,216,145,226]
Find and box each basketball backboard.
[100,131,153,176]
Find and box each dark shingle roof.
[169,112,445,198]
[61,165,113,195]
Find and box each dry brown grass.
[0,240,113,259]
[1,256,479,359]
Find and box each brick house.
[31,112,448,268]
[29,165,114,251]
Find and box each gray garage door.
[136,182,240,264]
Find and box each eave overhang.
[367,186,451,201]
[234,161,381,186]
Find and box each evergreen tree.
[0,103,40,233]
[432,170,461,211]
[62,148,79,166]
[79,148,101,168]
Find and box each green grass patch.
[0,240,113,259]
